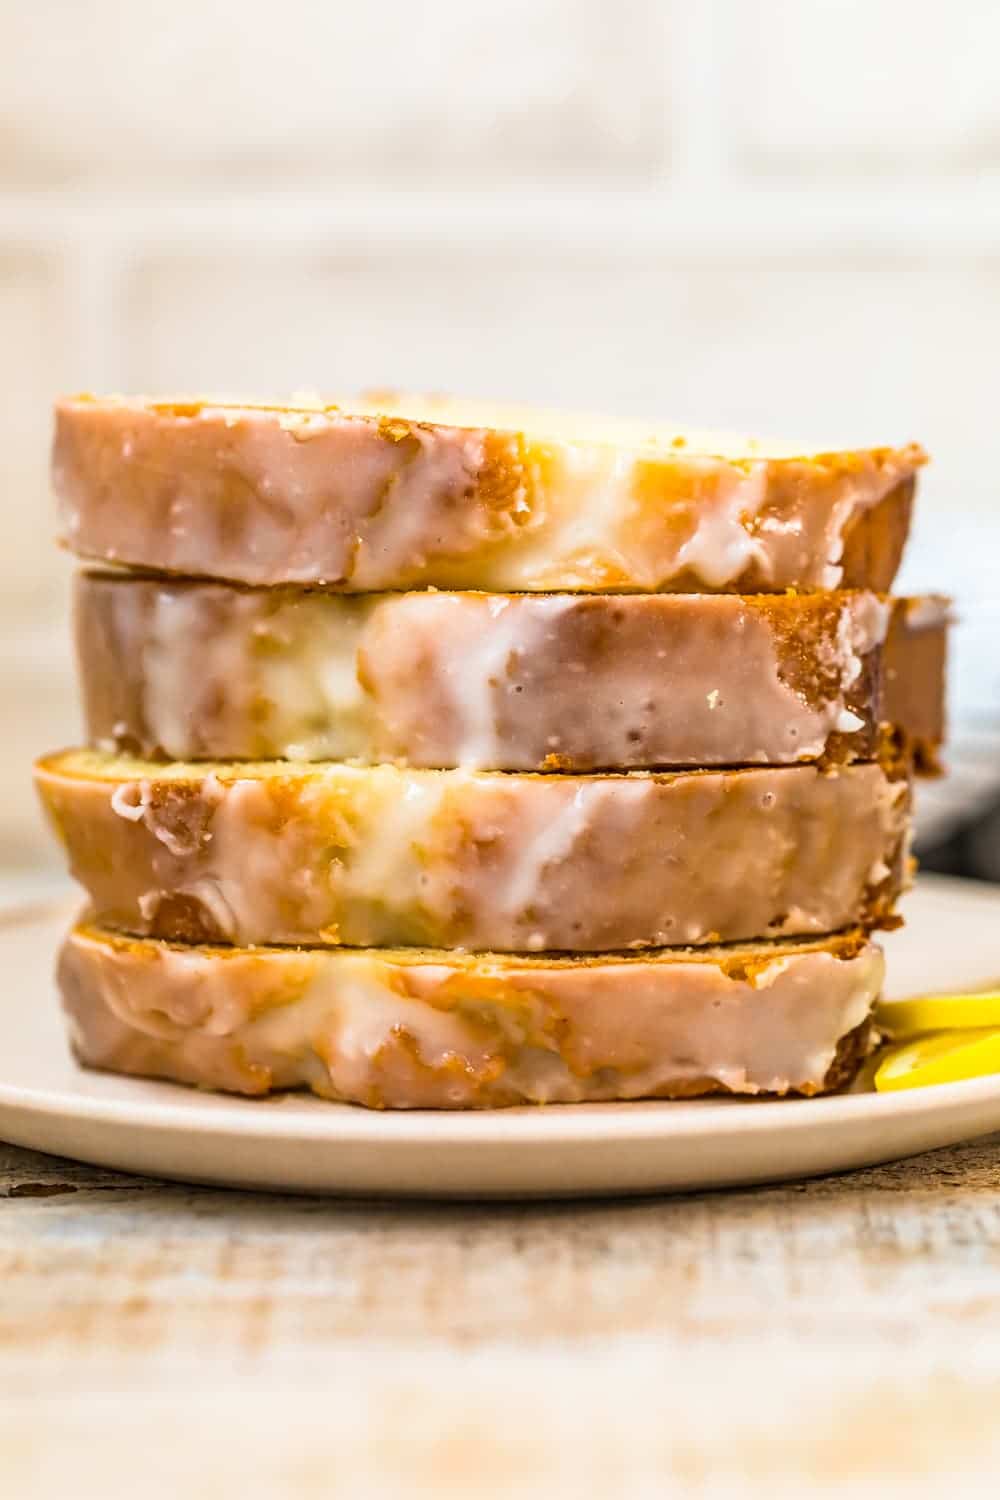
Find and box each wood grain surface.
[3,1136,1000,1497]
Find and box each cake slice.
[59,923,883,1108]
[54,394,923,592]
[75,576,948,772]
[36,751,910,951]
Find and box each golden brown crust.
[77,920,874,971]
[816,1016,876,1094]
[839,478,915,591]
[881,597,950,774]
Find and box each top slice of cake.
[53,393,925,593]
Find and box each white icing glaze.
[442,594,526,767]
[496,782,596,929]
[349,423,499,588]
[55,399,923,591]
[250,603,373,761]
[110,782,148,821]
[399,593,582,769]
[142,588,226,760]
[41,755,911,951]
[77,580,935,771]
[323,769,449,917]
[901,596,952,631]
[671,462,771,588]
[504,446,638,587]
[60,927,885,1106]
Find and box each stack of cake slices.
[35,395,947,1108]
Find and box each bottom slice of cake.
[59,925,883,1109]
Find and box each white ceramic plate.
[1,876,999,1198]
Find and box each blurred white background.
[1,0,998,868]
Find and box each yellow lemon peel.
[875,1028,1000,1092]
[875,990,1000,1038]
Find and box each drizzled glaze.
[60,925,884,1107]
[54,397,924,591]
[74,578,947,771]
[36,752,911,951]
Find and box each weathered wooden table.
[3,1135,1000,1497]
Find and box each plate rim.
[5,1064,1000,1148]
[4,877,1000,1173]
